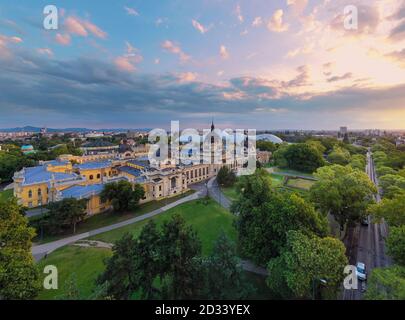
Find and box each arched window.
[28,190,32,198]
[89,175,94,180]
[97,173,101,179]
[38,188,42,196]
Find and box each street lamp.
[312,278,327,300]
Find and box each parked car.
[356,262,367,281]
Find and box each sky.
[0,0,404,130]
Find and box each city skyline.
[0,0,404,129]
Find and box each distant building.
[257,150,272,164]
[21,145,35,155]
[256,134,283,144]
[80,140,119,155]
[339,126,348,136]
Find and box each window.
[103,172,107,177]
[159,185,162,191]
[38,188,42,196]
[97,173,101,179]
[46,188,49,194]
[191,171,194,178]
[186,172,189,179]
[89,175,94,180]
[28,202,33,208]
[199,168,201,176]
[28,190,32,198]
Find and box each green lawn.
[268,173,285,187]
[222,186,239,201]
[285,177,315,190]
[0,189,13,202]
[33,190,195,244]
[36,199,237,300]
[37,246,112,300]
[272,167,315,178]
[90,199,236,255]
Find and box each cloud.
[327,72,353,82]
[177,72,198,83]
[161,40,190,62]
[1,46,405,129]
[220,45,229,60]
[55,33,71,46]
[389,20,405,41]
[63,16,107,40]
[386,49,405,67]
[267,9,289,32]
[0,34,22,58]
[114,41,143,72]
[330,5,380,36]
[252,17,263,27]
[37,48,53,56]
[287,0,308,16]
[235,4,244,23]
[192,19,211,34]
[124,6,139,16]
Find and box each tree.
[257,140,278,153]
[233,172,328,265]
[310,165,376,230]
[306,140,327,155]
[267,231,348,299]
[283,143,324,173]
[201,232,252,299]
[101,180,145,212]
[57,273,82,300]
[132,220,162,299]
[159,214,203,299]
[46,198,87,234]
[96,233,137,300]
[369,194,405,227]
[376,166,397,177]
[378,174,405,198]
[217,166,236,187]
[0,199,40,299]
[350,154,366,171]
[365,265,405,300]
[327,146,351,165]
[386,226,405,266]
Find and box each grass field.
[90,199,237,255]
[272,167,315,178]
[285,177,315,190]
[34,190,195,244]
[37,246,112,300]
[0,189,13,202]
[222,186,239,201]
[36,199,237,300]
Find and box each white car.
[356,262,367,281]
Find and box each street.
[343,150,391,300]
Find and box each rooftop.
[119,166,142,177]
[60,184,104,199]
[74,161,112,170]
[20,165,79,186]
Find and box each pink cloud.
[177,72,198,83]
[220,45,229,60]
[161,40,190,62]
[114,41,143,72]
[65,16,88,37]
[55,33,71,45]
[63,16,107,40]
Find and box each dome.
[256,134,283,144]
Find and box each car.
[356,262,367,281]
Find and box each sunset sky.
[0,0,404,130]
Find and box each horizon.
[0,1,404,129]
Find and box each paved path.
[207,177,231,209]
[206,176,268,276]
[32,190,203,261]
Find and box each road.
[206,176,231,209]
[32,188,204,261]
[342,150,391,300]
